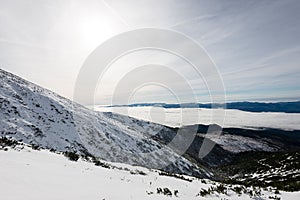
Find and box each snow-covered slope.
[1,147,298,200]
[0,69,207,177]
[201,134,277,153]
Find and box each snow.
[95,106,300,130]
[1,69,299,199]
[0,69,205,177]
[95,106,300,153]
[202,134,277,153]
[93,107,300,153]
[1,148,299,200]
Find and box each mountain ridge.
[0,68,209,178]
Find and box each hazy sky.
[0,0,300,104]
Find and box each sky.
[0,0,300,105]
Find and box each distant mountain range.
[107,101,300,113]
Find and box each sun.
[79,14,115,50]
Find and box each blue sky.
[0,0,300,104]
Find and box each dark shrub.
[64,151,80,161]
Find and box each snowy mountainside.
[193,125,300,154]
[218,151,300,192]
[1,146,298,200]
[0,69,207,177]
[148,123,300,169]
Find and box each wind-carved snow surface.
[1,147,299,200]
[0,69,207,177]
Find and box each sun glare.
[79,14,115,50]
